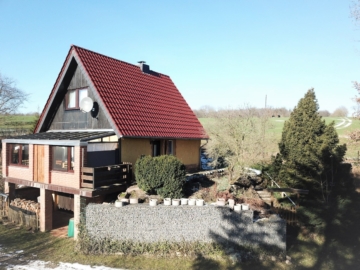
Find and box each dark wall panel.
[49,65,113,130]
[87,149,119,167]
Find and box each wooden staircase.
[256,189,273,205]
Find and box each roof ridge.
[71,45,170,78]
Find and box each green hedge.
[135,155,186,198]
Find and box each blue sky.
[0,0,359,115]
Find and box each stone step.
[257,190,271,194]
[257,192,271,197]
[256,190,273,205]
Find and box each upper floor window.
[10,144,29,166]
[66,88,88,109]
[51,146,74,172]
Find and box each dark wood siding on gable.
[49,66,112,130]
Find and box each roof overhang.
[2,130,116,146]
[122,135,208,140]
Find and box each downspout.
[199,139,209,171]
[118,138,122,163]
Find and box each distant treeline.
[193,105,349,118]
[192,106,292,118]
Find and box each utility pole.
[265,95,267,109]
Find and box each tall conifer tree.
[277,89,346,193]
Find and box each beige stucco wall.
[121,138,151,166]
[121,138,200,172]
[175,139,200,170]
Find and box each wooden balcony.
[81,163,132,189]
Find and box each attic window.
[66,88,88,110]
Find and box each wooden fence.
[81,163,132,189]
[0,128,31,139]
[271,206,298,225]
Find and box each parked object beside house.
[2,45,208,238]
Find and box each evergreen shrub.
[135,155,186,198]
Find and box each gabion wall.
[85,204,286,251]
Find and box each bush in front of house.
[135,155,186,198]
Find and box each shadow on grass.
[287,163,360,269]
[191,255,223,270]
[0,222,72,267]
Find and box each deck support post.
[7,183,15,201]
[74,194,80,240]
[40,188,53,232]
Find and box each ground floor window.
[10,144,29,166]
[51,146,74,171]
[151,140,175,156]
[166,140,174,155]
[152,140,161,157]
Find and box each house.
[2,45,208,238]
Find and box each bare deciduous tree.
[193,105,216,118]
[318,110,331,117]
[0,73,29,115]
[351,2,360,117]
[203,106,275,183]
[331,106,348,117]
[352,81,360,118]
[351,0,360,22]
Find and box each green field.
[0,115,37,130]
[199,117,360,159]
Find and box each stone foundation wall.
[85,204,286,251]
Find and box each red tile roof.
[37,45,208,139]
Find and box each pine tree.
[276,89,346,196]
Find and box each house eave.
[3,139,88,146]
[121,135,208,140]
[2,130,117,146]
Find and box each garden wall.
[85,204,286,251]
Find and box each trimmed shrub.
[135,155,186,198]
[135,155,162,193]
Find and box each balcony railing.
[81,163,132,189]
